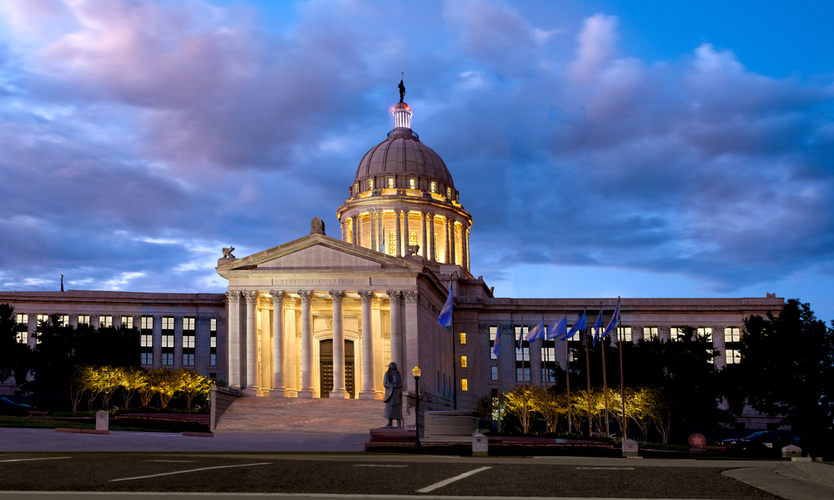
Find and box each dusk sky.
[2,0,833,321]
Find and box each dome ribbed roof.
[353,129,454,188]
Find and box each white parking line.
[353,464,407,467]
[0,457,71,463]
[109,462,272,482]
[416,466,491,493]
[576,467,634,470]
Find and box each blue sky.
[1,0,833,322]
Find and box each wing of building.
[0,97,785,428]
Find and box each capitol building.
[1,96,784,423]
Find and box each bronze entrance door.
[319,339,355,398]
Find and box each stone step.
[215,397,386,434]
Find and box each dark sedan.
[722,430,803,453]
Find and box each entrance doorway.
[319,339,355,398]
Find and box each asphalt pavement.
[0,427,833,500]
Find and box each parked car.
[722,431,803,452]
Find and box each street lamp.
[412,366,422,448]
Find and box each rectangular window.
[489,326,498,360]
[16,331,27,344]
[430,181,436,193]
[183,353,195,366]
[461,379,468,391]
[183,317,195,331]
[162,335,174,348]
[210,318,217,332]
[368,179,373,190]
[410,231,417,246]
[99,315,113,328]
[183,335,195,349]
[57,314,69,327]
[387,177,394,188]
[388,230,396,255]
[446,187,451,198]
[540,345,555,361]
[121,316,133,329]
[36,313,49,327]
[697,327,713,338]
[141,352,153,365]
[644,326,659,340]
[141,316,153,330]
[162,316,174,330]
[618,326,632,342]
[516,367,530,382]
[409,178,416,189]
[725,327,741,343]
[15,313,28,327]
[210,336,217,348]
[725,349,741,364]
[491,366,498,381]
[162,353,173,366]
[210,353,217,366]
[670,327,686,341]
[140,334,153,347]
[460,356,467,368]
[78,314,90,326]
[459,332,466,344]
[515,326,529,361]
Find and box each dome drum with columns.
[337,101,473,273]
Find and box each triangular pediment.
[217,233,422,274]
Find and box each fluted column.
[370,211,376,252]
[358,290,376,399]
[152,314,162,370]
[174,316,183,369]
[355,215,362,247]
[387,290,403,370]
[225,291,241,388]
[283,297,298,396]
[402,290,420,393]
[445,217,452,263]
[659,325,671,343]
[450,220,457,265]
[403,211,410,254]
[395,210,402,257]
[329,291,348,398]
[298,290,314,398]
[270,290,286,397]
[465,228,471,270]
[428,213,436,261]
[241,290,259,395]
[421,212,427,259]
[377,209,384,252]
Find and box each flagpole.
[584,308,592,437]
[564,313,572,434]
[601,303,610,437]
[617,297,626,438]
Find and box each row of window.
[355,178,457,200]
[15,314,213,333]
[139,353,216,366]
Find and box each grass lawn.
[0,415,203,433]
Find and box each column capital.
[403,290,420,303]
[385,289,401,299]
[358,290,374,303]
[258,295,272,309]
[329,290,346,303]
[241,290,258,302]
[69,313,78,320]
[297,290,314,303]
[225,290,241,302]
[269,290,285,301]
[284,296,298,309]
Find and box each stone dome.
[353,129,454,188]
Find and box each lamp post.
[412,366,422,448]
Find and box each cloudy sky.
[2,0,833,321]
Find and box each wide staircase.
[214,397,386,434]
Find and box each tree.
[733,299,834,451]
[175,368,212,410]
[503,386,541,434]
[148,368,178,409]
[0,304,30,387]
[117,367,147,410]
[95,366,122,410]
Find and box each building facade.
[1,98,785,428]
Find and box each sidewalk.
[0,427,368,452]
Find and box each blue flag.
[492,331,500,358]
[592,309,603,346]
[437,285,453,328]
[525,321,545,342]
[602,301,620,339]
[564,311,587,340]
[548,318,567,340]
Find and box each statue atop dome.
[398,78,405,103]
